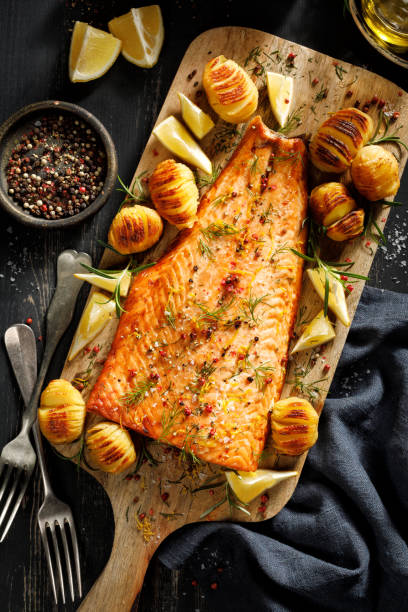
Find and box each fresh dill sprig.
[189,361,217,394]
[211,125,244,155]
[195,164,222,189]
[122,377,156,406]
[200,221,240,240]
[278,105,305,135]
[240,292,271,325]
[164,296,177,329]
[250,154,259,174]
[159,402,184,441]
[270,242,289,265]
[251,361,275,391]
[210,192,233,208]
[287,354,328,401]
[259,203,274,224]
[368,110,408,153]
[195,297,236,322]
[198,236,214,259]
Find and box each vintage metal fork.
[5,323,83,604]
[0,249,90,546]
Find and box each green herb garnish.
[368,110,408,152]
[122,377,156,406]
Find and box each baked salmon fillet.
[87,116,308,471]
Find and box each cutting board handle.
[78,522,158,612]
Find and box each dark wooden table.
[0,1,407,610]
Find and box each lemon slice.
[291,309,336,354]
[153,115,212,175]
[73,270,132,297]
[69,21,122,83]
[226,470,298,504]
[68,292,116,361]
[178,92,215,140]
[307,268,350,327]
[108,5,164,68]
[266,72,294,128]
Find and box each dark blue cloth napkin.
[157,286,408,611]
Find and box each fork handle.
[20,250,91,436]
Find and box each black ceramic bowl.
[0,100,117,229]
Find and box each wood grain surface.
[55,26,408,612]
[1,3,408,612]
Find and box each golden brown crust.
[326,208,365,241]
[351,144,400,201]
[87,116,308,472]
[310,108,373,173]
[149,159,199,229]
[309,182,357,227]
[271,397,318,456]
[108,205,163,254]
[203,55,258,124]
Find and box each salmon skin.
[87,116,308,471]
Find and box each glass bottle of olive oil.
[362,0,408,52]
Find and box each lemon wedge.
[68,292,116,361]
[178,92,215,140]
[73,270,132,297]
[69,21,122,83]
[153,115,212,175]
[266,72,294,128]
[307,268,350,327]
[291,309,336,354]
[108,5,164,68]
[226,469,298,504]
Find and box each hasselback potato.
[309,182,357,227]
[203,55,258,124]
[38,379,86,444]
[309,108,373,173]
[351,144,400,201]
[108,204,163,254]
[149,159,199,229]
[326,208,365,241]
[85,421,137,474]
[271,397,319,455]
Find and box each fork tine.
[0,470,31,542]
[0,468,24,528]
[67,518,82,598]
[60,521,75,602]
[38,522,58,605]
[0,465,13,504]
[50,523,66,605]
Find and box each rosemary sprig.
[334,64,347,80]
[122,377,156,406]
[96,239,122,255]
[199,482,250,519]
[314,84,328,102]
[368,110,408,152]
[117,172,150,206]
[131,437,160,474]
[240,292,271,325]
[195,297,236,322]
[80,262,130,317]
[290,221,368,317]
[200,221,240,240]
[195,164,221,189]
[364,209,387,245]
[277,105,305,135]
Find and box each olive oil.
[362,0,408,52]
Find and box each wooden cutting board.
[58,27,408,612]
